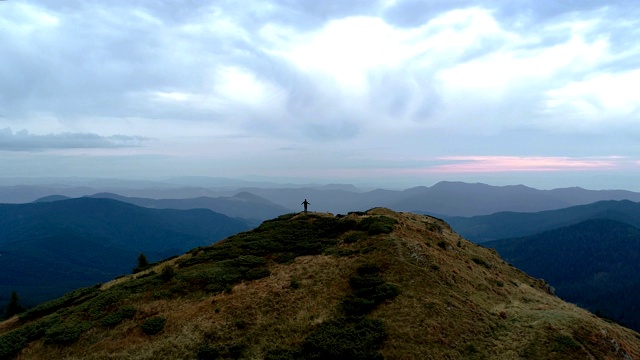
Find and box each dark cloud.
[0,128,150,151]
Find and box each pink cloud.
[417,156,621,173]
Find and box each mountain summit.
[1,209,639,359]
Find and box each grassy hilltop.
[1,208,639,359]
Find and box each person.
[301,199,310,213]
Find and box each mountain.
[0,185,96,204]
[32,195,71,202]
[485,218,640,331]
[240,181,640,217]
[87,191,291,222]
[446,199,640,243]
[391,182,571,216]
[0,198,251,308]
[1,209,638,359]
[6,179,640,218]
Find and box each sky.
[1,0,640,190]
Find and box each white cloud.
[1,0,640,188]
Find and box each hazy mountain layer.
[447,199,640,243]
[87,191,290,222]
[0,198,250,308]
[6,179,640,217]
[485,218,640,331]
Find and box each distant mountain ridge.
[0,197,251,307]
[4,179,640,217]
[86,191,290,222]
[447,199,640,243]
[237,181,640,216]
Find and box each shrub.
[45,321,91,345]
[553,335,582,352]
[141,316,167,335]
[369,283,401,303]
[101,306,136,327]
[0,319,55,358]
[20,286,99,321]
[342,295,377,316]
[160,265,176,282]
[356,216,397,235]
[197,344,220,360]
[235,319,248,330]
[245,267,271,280]
[343,231,368,244]
[471,257,492,269]
[290,279,300,290]
[273,252,297,264]
[301,317,387,359]
[350,273,385,291]
[343,265,401,315]
[0,332,27,358]
[228,343,246,359]
[233,255,266,267]
[265,349,301,360]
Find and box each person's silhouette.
[301,199,310,213]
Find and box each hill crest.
[1,209,639,359]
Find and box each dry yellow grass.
[3,208,640,359]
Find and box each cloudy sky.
[1,0,640,189]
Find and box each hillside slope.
[485,218,640,331]
[0,198,251,308]
[1,209,639,359]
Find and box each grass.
[2,208,640,359]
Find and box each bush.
[197,344,220,360]
[290,279,300,290]
[343,265,401,316]
[235,319,248,330]
[342,295,377,316]
[301,317,387,359]
[0,319,54,358]
[265,348,301,360]
[273,252,297,264]
[350,273,385,291]
[356,216,397,235]
[228,343,246,359]
[471,257,492,269]
[369,283,401,303]
[45,321,91,345]
[0,332,27,358]
[553,335,582,352]
[160,265,176,282]
[141,316,167,335]
[245,267,271,280]
[343,231,368,244]
[101,306,136,327]
[20,286,99,321]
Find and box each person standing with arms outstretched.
[301,199,310,213]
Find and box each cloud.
[0,128,150,151]
[1,0,640,187]
[419,156,621,173]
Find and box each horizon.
[2,1,639,190]
[1,175,640,193]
